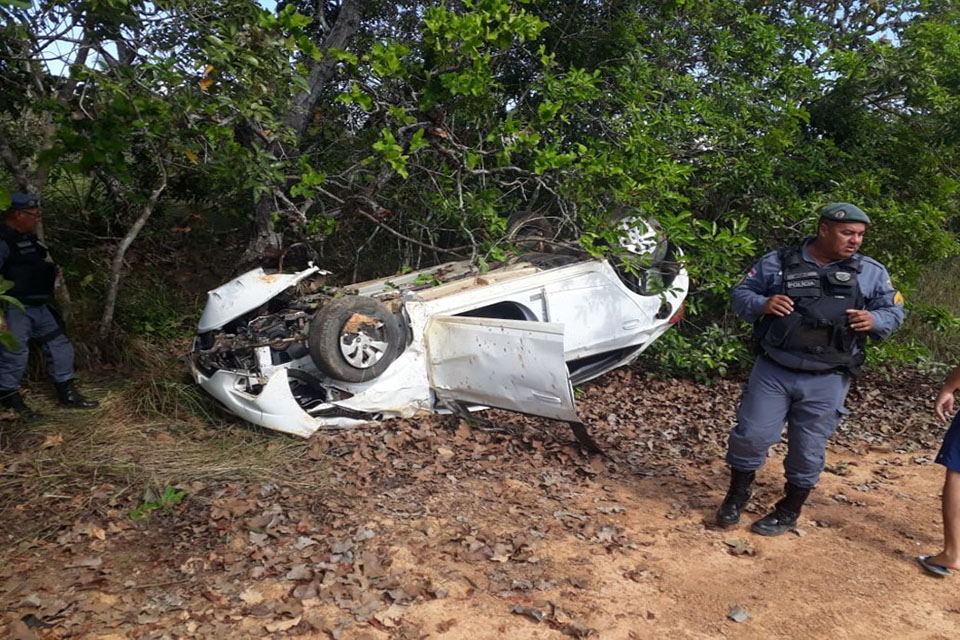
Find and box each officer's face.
[13,207,41,233]
[818,221,866,260]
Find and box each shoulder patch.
[893,291,904,306]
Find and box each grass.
[0,341,319,546]
[14,375,309,486]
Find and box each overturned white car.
[190,219,688,439]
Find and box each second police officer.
[717,203,905,536]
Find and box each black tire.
[308,297,405,383]
[506,210,557,252]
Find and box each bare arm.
[935,365,960,422]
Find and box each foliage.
[130,485,187,521]
[3,0,960,370]
[886,256,960,369]
[0,276,24,350]
[33,0,315,202]
[274,0,960,323]
[115,274,198,339]
[1,0,316,340]
[909,304,960,332]
[644,323,753,382]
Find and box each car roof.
[347,253,588,301]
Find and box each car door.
[424,315,579,422]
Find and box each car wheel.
[506,210,557,252]
[308,297,405,383]
[610,209,668,262]
[607,209,673,294]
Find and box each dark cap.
[9,193,41,211]
[819,202,870,224]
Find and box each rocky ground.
[1,366,958,639]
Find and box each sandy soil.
[2,368,959,639]
[369,450,960,640]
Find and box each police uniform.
[717,203,904,535]
[0,193,97,415]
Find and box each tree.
[4,0,960,363]
[241,0,366,267]
[1,0,316,341]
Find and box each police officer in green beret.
[717,202,904,535]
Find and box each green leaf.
[408,128,428,153]
[287,11,312,28]
[329,48,359,65]
[537,100,561,123]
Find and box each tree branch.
[348,197,465,257]
[0,136,31,191]
[97,172,168,340]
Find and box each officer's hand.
[762,295,794,317]
[935,390,955,422]
[846,309,874,332]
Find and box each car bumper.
[189,363,369,438]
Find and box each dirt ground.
[2,367,959,639]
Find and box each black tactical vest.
[0,225,57,304]
[755,245,866,372]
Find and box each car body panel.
[425,315,578,422]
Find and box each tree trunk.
[239,0,366,270]
[97,178,167,341]
[284,0,365,139]
[240,194,285,270]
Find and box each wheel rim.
[338,317,389,369]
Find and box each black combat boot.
[751,482,811,536]
[54,379,99,409]
[716,468,756,527]
[0,388,40,420]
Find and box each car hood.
[197,266,324,332]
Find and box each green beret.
[819,202,870,224]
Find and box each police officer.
[0,193,98,417]
[716,203,904,536]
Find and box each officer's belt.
[761,354,847,376]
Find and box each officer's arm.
[0,241,8,275]
[863,264,905,340]
[731,252,780,323]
